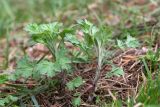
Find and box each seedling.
[12,22,74,80]
[9,20,124,106]
[77,19,120,90]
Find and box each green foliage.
[0,74,8,84]
[65,34,80,46]
[12,22,74,80]
[106,65,124,78]
[67,76,84,106]
[72,96,81,107]
[126,98,134,107]
[137,78,160,106]
[67,76,84,91]
[125,35,140,48]
[13,52,71,79]
[117,39,125,49]
[25,22,62,56]
[1,0,155,106]
[25,22,73,59]
[0,95,18,106]
[35,60,57,77]
[142,49,160,78]
[117,35,140,50]
[54,48,71,71]
[13,56,36,79]
[76,19,98,55]
[77,19,114,87]
[112,100,123,107]
[145,49,160,63]
[25,22,62,35]
[77,19,112,50]
[77,19,99,36]
[94,26,112,65]
[11,20,125,106]
[72,92,82,107]
[138,50,160,106]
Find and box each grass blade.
[141,57,152,80]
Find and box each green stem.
[4,28,9,69]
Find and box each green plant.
[7,21,85,106]
[72,93,82,107]
[3,22,73,106]
[140,49,160,80]
[137,77,160,106]
[1,0,160,106]
[0,95,18,106]
[67,77,84,106]
[117,34,140,50]
[77,19,115,89]
[0,74,8,84]
[106,65,124,78]
[7,20,125,106]
[67,76,84,91]
[137,49,160,106]
[145,49,160,71]
[12,22,73,80]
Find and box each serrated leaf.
[15,56,36,79]
[30,34,45,44]
[106,66,124,78]
[77,19,97,35]
[39,22,62,33]
[66,81,74,90]
[73,77,84,87]
[36,60,57,77]
[55,48,71,71]
[24,23,40,34]
[65,34,80,45]
[67,76,84,90]
[95,26,111,42]
[125,35,140,48]
[25,22,62,35]
[72,97,81,107]
[25,22,62,45]
[117,35,140,49]
[117,39,125,50]
[59,28,74,38]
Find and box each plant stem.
[93,44,103,90]
[93,65,101,89]
[4,28,9,69]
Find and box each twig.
[108,89,117,101]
